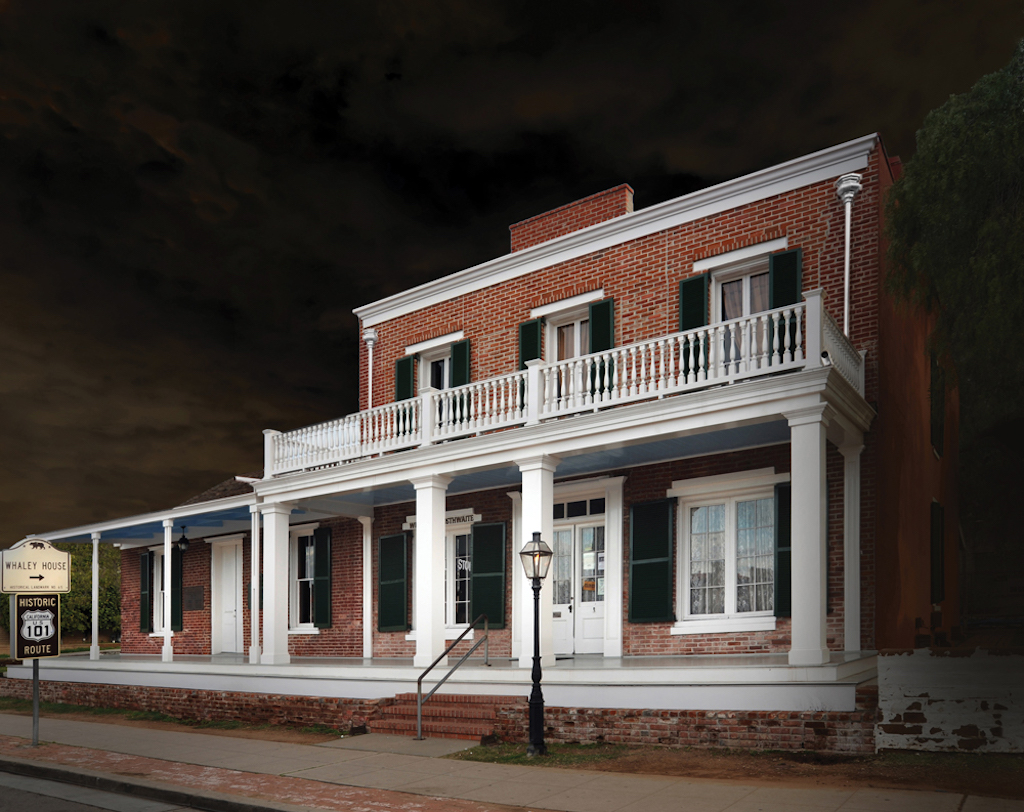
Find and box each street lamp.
[519,532,553,756]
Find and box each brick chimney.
[509,184,634,252]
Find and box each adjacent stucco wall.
[877,649,1024,752]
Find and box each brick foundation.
[0,677,878,753]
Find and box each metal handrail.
[415,614,490,740]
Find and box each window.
[685,496,775,617]
[139,547,181,634]
[397,332,470,401]
[445,531,472,625]
[289,525,331,630]
[549,309,590,362]
[665,468,788,634]
[716,261,770,323]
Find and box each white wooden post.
[90,532,100,660]
[260,502,292,664]
[517,455,558,669]
[786,406,830,666]
[161,519,174,663]
[262,429,280,479]
[411,474,451,667]
[248,504,261,664]
[525,359,543,425]
[841,440,864,652]
[419,387,437,447]
[803,288,823,369]
[358,516,374,659]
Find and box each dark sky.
[2,1,1021,543]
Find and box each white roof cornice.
[354,134,879,327]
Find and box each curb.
[0,754,311,812]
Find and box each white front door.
[551,524,606,655]
[214,541,243,653]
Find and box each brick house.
[7,134,959,751]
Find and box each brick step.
[369,717,496,742]
[381,703,497,721]
[393,692,526,705]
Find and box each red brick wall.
[509,184,634,252]
[359,147,886,422]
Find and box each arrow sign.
[29,575,44,581]
[1,539,71,594]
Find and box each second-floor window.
[396,333,470,401]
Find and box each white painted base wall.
[877,649,1024,752]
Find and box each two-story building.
[4,133,959,751]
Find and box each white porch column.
[517,455,559,669]
[358,516,374,659]
[841,440,864,653]
[161,519,174,662]
[261,502,293,665]
[411,474,451,668]
[248,504,261,664]
[90,532,100,660]
[786,406,830,666]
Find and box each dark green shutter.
[378,533,409,632]
[769,249,803,364]
[589,299,615,394]
[518,319,543,369]
[774,482,792,617]
[930,353,945,456]
[396,356,416,401]
[769,249,802,307]
[930,502,945,604]
[679,274,709,378]
[313,526,332,629]
[629,500,674,623]
[451,339,471,386]
[679,273,709,330]
[588,299,615,352]
[171,547,183,632]
[139,551,152,633]
[470,522,506,628]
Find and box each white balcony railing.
[265,290,861,477]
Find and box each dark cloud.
[0,0,1021,541]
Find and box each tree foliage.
[1,543,120,637]
[886,40,1024,440]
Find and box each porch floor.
[7,650,878,713]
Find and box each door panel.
[551,529,573,655]
[574,525,605,654]
[216,542,243,653]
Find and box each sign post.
[2,538,70,746]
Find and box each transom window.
[683,493,775,618]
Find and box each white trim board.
[354,135,878,327]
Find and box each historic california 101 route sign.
[1,538,71,594]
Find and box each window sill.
[670,615,776,636]
[288,627,320,636]
[147,632,174,638]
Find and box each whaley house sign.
[3,538,70,660]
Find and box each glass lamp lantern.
[519,532,553,581]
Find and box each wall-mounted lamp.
[821,351,832,368]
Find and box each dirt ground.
[10,709,1023,800]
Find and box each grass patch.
[449,741,634,767]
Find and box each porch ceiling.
[298,418,791,513]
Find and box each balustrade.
[267,296,860,477]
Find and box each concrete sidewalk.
[0,713,1019,812]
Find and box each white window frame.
[667,469,787,636]
[148,547,169,636]
[530,290,604,363]
[406,331,465,393]
[695,237,787,327]
[444,522,475,628]
[288,522,320,634]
